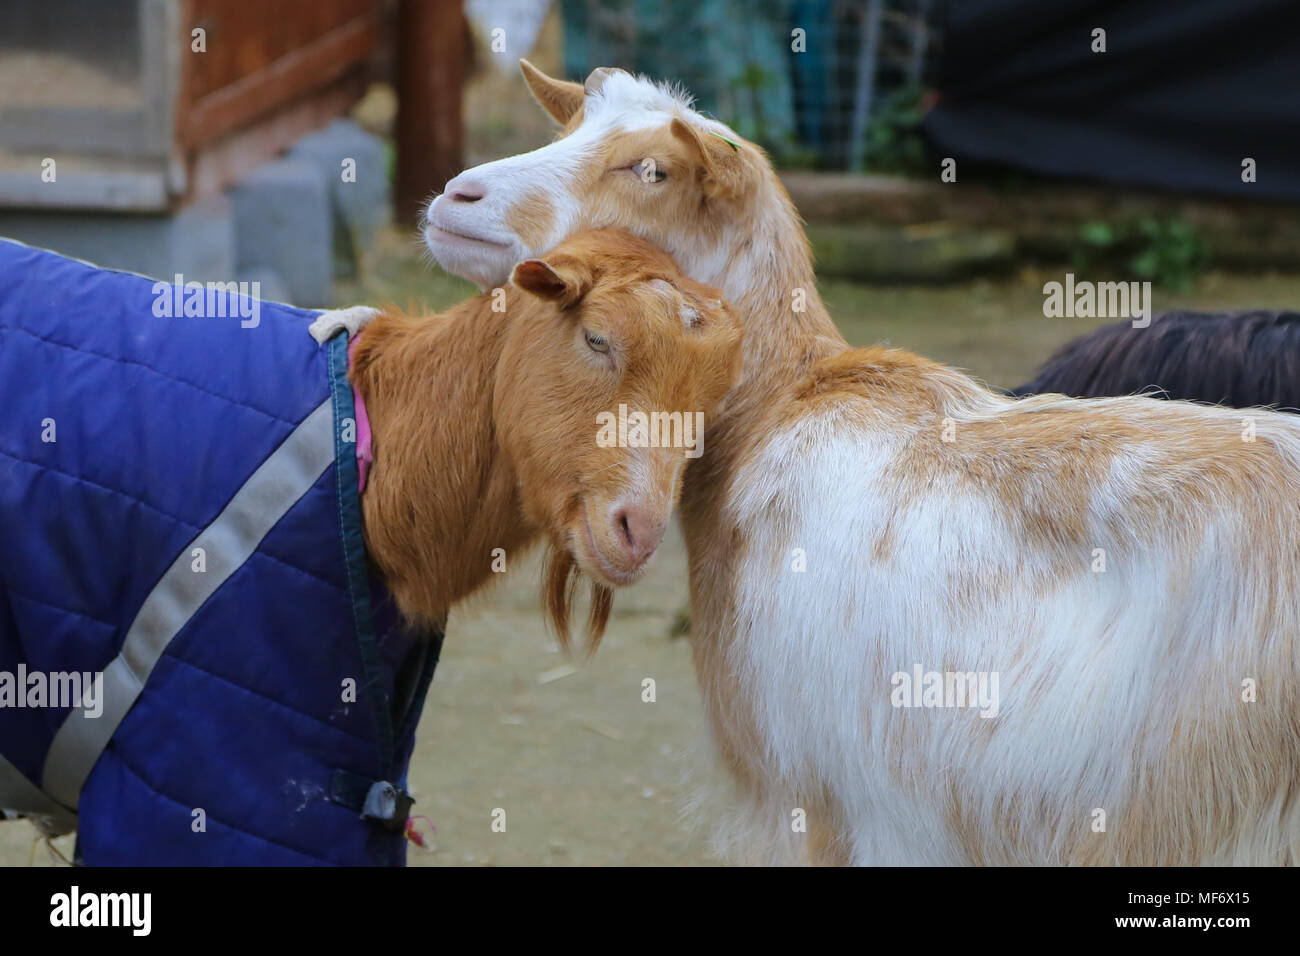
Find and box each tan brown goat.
[348,228,741,648]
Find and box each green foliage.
[727,63,776,147]
[727,61,800,164]
[861,85,929,176]
[1072,217,1210,290]
[1130,219,1211,290]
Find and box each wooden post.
[396,0,466,225]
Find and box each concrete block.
[0,195,235,282]
[228,157,333,307]
[288,119,392,279]
[237,267,292,309]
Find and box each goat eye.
[633,159,668,184]
[584,329,610,354]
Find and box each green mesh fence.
[558,0,939,171]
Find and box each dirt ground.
[5,228,1297,865]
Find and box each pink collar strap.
[346,333,374,494]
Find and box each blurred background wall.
[3,0,1296,304]
[0,0,405,304]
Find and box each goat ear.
[511,255,592,305]
[583,66,629,96]
[670,118,749,200]
[520,59,585,125]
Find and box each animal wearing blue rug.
[0,239,440,865]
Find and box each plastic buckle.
[361,780,415,833]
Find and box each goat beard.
[543,547,613,656]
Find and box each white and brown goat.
[420,62,1300,866]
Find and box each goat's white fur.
[710,389,1300,864]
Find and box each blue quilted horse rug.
[0,239,441,865]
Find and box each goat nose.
[444,177,487,204]
[612,505,664,565]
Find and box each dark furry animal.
[1013,310,1300,412]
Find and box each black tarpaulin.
[924,0,1300,199]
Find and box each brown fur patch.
[351,229,740,655]
[505,191,557,252]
